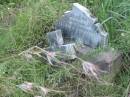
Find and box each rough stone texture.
[55,3,108,48]
[47,30,64,48]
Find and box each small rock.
[58,43,76,60]
[47,29,64,48]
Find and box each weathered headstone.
[55,3,108,48]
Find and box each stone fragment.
[47,30,64,48]
[55,3,108,48]
[46,43,76,60]
[58,43,76,59]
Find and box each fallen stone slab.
[47,3,109,60]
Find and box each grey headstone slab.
[47,29,64,48]
[55,3,108,48]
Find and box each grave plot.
[46,3,122,80]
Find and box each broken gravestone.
[47,29,64,48]
[47,30,76,59]
[46,3,122,80]
[47,3,109,58]
[55,3,108,48]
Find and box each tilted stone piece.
[55,3,108,48]
[57,43,76,60]
[47,30,64,48]
[60,43,76,55]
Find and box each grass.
[0,0,130,97]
